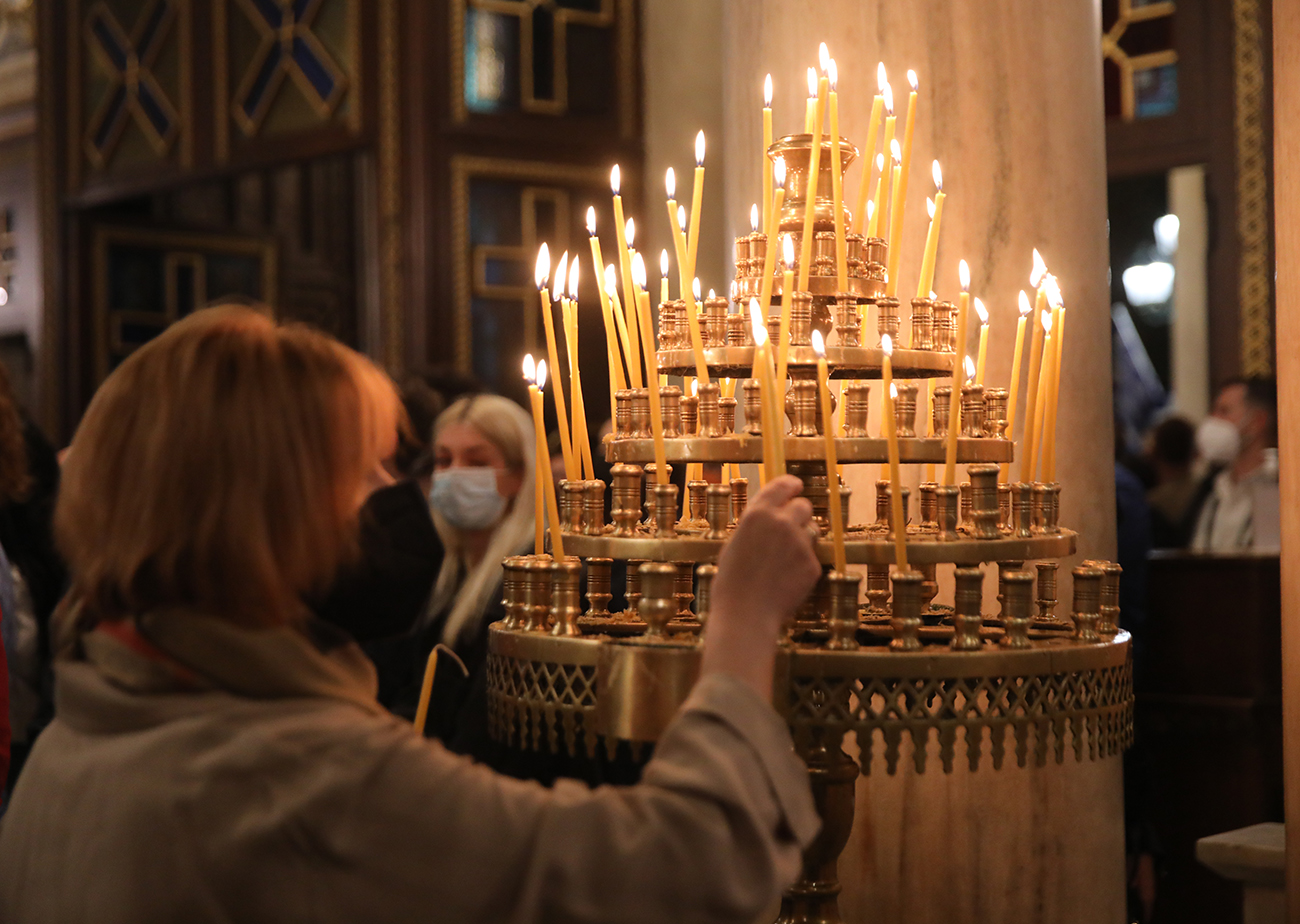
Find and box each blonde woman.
[0,306,823,924]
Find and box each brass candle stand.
[487,131,1131,924]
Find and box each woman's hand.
[701,475,822,699]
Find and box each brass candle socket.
[584,557,613,619]
[642,463,672,527]
[626,559,648,617]
[563,480,586,534]
[998,483,1012,531]
[874,480,910,536]
[1035,561,1059,622]
[730,477,749,523]
[657,300,682,352]
[501,556,528,629]
[660,385,683,438]
[558,479,573,532]
[705,484,732,539]
[630,388,652,439]
[1084,559,1123,635]
[615,388,634,439]
[685,480,709,529]
[1071,565,1104,643]
[846,232,866,277]
[694,563,717,626]
[983,387,1009,439]
[767,313,783,349]
[583,479,606,535]
[959,482,973,531]
[865,564,891,617]
[638,562,679,639]
[1010,482,1034,539]
[834,295,862,347]
[746,232,767,278]
[549,557,583,638]
[967,463,1001,540]
[697,382,723,438]
[951,566,985,651]
[727,313,747,347]
[652,482,679,538]
[919,482,938,531]
[919,562,939,615]
[889,570,924,652]
[999,570,1035,649]
[680,394,699,436]
[521,557,553,632]
[742,380,763,435]
[961,384,986,438]
[674,561,698,623]
[893,381,918,438]
[933,300,957,353]
[719,396,737,435]
[875,296,901,347]
[610,463,643,537]
[932,384,952,439]
[733,236,752,280]
[794,463,833,533]
[703,295,729,347]
[1032,482,1062,534]
[934,484,960,542]
[825,571,862,651]
[812,230,836,279]
[910,297,934,350]
[786,379,820,437]
[789,291,814,346]
[843,382,870,437]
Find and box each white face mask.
[429,467,507,531]
[1196,416,1241,466]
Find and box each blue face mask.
[429,467,507,531]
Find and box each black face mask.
[310,481,443,643]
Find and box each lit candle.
[798,62,829,292]
[776,233,796,387]
[536,246,576,481]
[632,254,669,485]
[828,58,848,292]
[527,357,565,559]
[749,300,777,482]
[666,168,689,302]
[1031,310,1053,482]
[758,157,787,321]
[887,69,919,296]
[684,131,710,385]
[884,139,903,296]
[1042,276,1065,483]
[524,355,546,555]
[1019,249,1049,481]
[882,336,908,572]
[587,209,625,423]
[813,329,847,572]
[917,163,945,298]
[611,166,641,387]
[852,63,887,236]
[1001,289,1031,481]
[974,297,989,385]
[866,153,885,238]
[566,256,595,479]
[762,74,774,230]
[660,248,671,306]
[604,264,636,393]
[944,259,970,485]
[875,83,896,239]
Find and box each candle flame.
[586,206,597,236]
[749,298,767,345]
[876,152,885,171]
[883,82,894,114]
[1042,311,1053,334]
[610,165,621,195]
[764,73,773,107]
[568,254,580,300]
[964,355,976,382]
[927,197,936,219]
[693,277,702,300]
[708,288,716,299]
[782,233,795,267]
[876,61,887,92]
[932,159,943,190]
[695,130,706,166]
[1019,289,1032,316]
[1031,248,1047,287]
[551,251,568,303]
[867,200,875,222]
[930,290,937,300]
[958,259,971,292]
[828,58,838,91]
[624,217,635,248]
[604,263,618,295]
[750,203,759,233]
[692,378,699,397]
[534,243,550,289]
[882,333,894,356]
[677,205,687,232]
[819,42,830,74]
[1045,274,1063,309]
[807,67,818,98]
[665,167,676,199]
[631,252,646,289]
[537,359,548,390]
[974,297,988,324]
[730,280,738,300]
[908,69,918,91]
[890,138,902,163]
[774,155,786,188]
[523,353,536,383]
[660,249,669,278]
[890,382,898,400]
[811,329,826,356]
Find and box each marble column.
[721,3,1122,922]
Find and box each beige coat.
[0,611,818,924]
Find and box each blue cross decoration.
[231,0,348,136]
[84,0,180,166]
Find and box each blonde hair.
[426,393,536,646]
[56,306,402,631]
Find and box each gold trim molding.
[1234,0,1272,376]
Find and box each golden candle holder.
[910,296,934,350]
